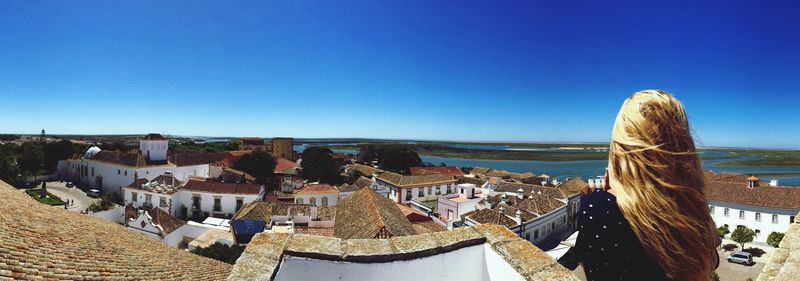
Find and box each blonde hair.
[608,90,717,281]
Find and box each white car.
[727,251,754,266]
[87,189,101,198]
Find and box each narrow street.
[45,181,99,213]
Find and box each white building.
[706,172,800,243]
[173,180,264,220]
[123,175,264,220]
[293,184,339,207]
[437,184,488,228]
[337,176,390,199]
[375,172,458,204]
[57,134,218,198]
[460,178,587,247]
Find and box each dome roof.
[84,146,101,159]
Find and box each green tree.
[190,242,246,264]
[18,142,45,177]
[300,147,341,185]
[358,145,378,163]
[87,194,116,212]
[232,149,276,184]
[44,140,76,173]
[767,232,785,248]
[377,146,421,174]
[730,225,756,249]
[717,225,730,239]
[0,143,20,184]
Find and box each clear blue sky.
[1,1,798,148]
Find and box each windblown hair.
[608,90,718,281]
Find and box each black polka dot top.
[572,189,668,281]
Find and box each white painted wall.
[273,244,524,281]
[61,158,209,197]
[172,189,262,218]
[380,181,457,204]
[709,201,798,243]
[91,206,125,224]
[294,193,338,207]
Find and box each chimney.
[515,209,523,224]
[747,176,760,188]
[516,188,524,200]
[311,206,318,220]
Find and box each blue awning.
[230,220,266,235]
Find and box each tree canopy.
[730,225,756,249]
[376,146,421,174]
[300,147,341,185]
[232,149,276,185]
[18,142,45,177]
[190,242,246,264]
[767,232,785,248]
[358,145,378,163]
[0,143,19,185]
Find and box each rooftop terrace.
[229,224,578,281]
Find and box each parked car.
[727,251,754,265]
[87,189,101,198]
[66,182,74,188]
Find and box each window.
[447,185,452,194]
[132,192,138,202]
[321,196,329,206]
[235,198,244,211]
[739,210,745,220]
[145,194,152,203]
[118,169,120,175]
[296,198,304,204]
[534,230,539,239]
[792,216,796,223]
[405,190,412,201]
[435,187,441,195]
[724,208,730,217]
[525,233,531,240]
[427,187,432,196]
[213,197,221,212]
[755,229,761,235]
[125,171,127,176]
[91,167,94,177]
[772,214,779,224]
[159,197,167,208]
[310,197,317,206]
[709,206,714,214]
[418,188,424,197]
[755,212,761,222]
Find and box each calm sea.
[293,144,800,186]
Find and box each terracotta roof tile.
[295,184,339,195]
[183,180,262,195]
[0,181,231,280]
[334,188,415,239]
[706,172,800,209]
[376,172,456,188]
[409,166,465,177]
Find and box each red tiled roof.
[0,182,231,280]
[169,152,229,167]
[274,158,296,173]
[295,184,339,195]
[706,172,800,210]
[410,166,465,177]
[183,180,262,195]
[148,207,186,234]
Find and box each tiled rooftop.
[229,224,578,281]
[0,181,231,280]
